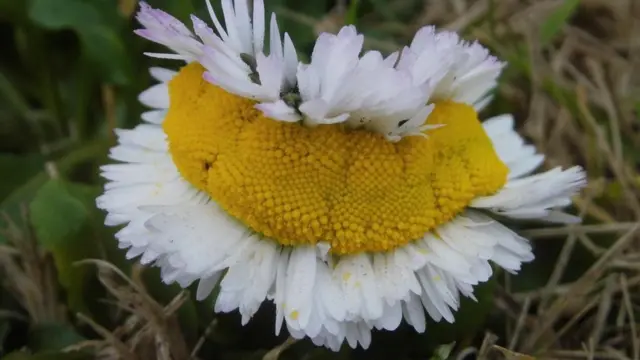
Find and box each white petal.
[141,110,167,124]
[284,246,317,330]
[196,272,222,300]
[149,67,177,82]
[283,33,298,87]
[138,83,169,109]
[255,52,284,100]
[255,100,300,122]
[252,0,265,54]
[205,0,228,42]
[269,13,283,57]
[472,166,586,222]
[232,0,253,54]
[135,3,203,60]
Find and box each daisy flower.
[97,0,587,351]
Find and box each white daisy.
[97,0,587,352]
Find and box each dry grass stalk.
[73,260,190,360]
[523,225,638,352]
[0,208,66,324]
[262,337,298,360]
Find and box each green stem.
[345,0,360,25]
[57,140,110,174]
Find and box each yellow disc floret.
[163,63,508,255]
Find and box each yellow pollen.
[163,63,508,255]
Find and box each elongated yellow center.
[163,63,508,255]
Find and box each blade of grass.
[345,0,359,25]
[539,0,580,46]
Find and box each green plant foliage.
[0,154,44,202]
[29,180,102,314]
[28,0,131,85]
[539,0,580,46]
[429,343,456,360]
[27,323,85,352]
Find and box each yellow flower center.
[163,63,508,255]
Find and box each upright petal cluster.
[135,0,505,140]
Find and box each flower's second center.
[163,63,508,255]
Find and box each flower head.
[98,0,587,352]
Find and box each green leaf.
[430,342,456,360]
[0,171,48,245]
[29,180,89,247]
[28,179,102,314]
[0,141,108,244]
[28,0,102,29]
[78,0,125,28]
[28,323,85,352]
[79,26,130,86]
[539,0,580,46]
[28,0,131,85]
[0,154,44,202]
